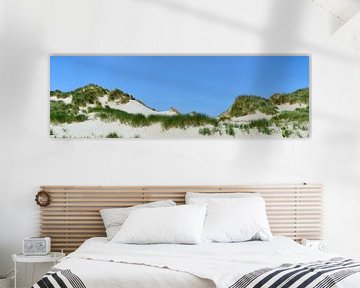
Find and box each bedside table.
[301,239,328,252]
[12,252,65,288]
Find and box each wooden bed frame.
[39,184,323,253]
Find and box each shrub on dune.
[106,132,121,138]
[50,101,87,124]
[249,118,272,135]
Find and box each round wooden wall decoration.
[35,190,51,207]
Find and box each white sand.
[277,103,305,111]
[50,96,72,104]
[50,118,296,139]
[231,111,272,122]
[51,120,220,138]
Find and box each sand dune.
[98,96,176,116]
[50,87,309,138]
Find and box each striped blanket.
[32,269,86,288]
[32,258,360,288]
[229,258,360,288]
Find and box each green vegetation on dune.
[71,84,108,106]
[50,90,70,99]
[269,88,309,105]
[224,95,278,117]
[223,88,309,118]
[108,89,134,103]
[91,106,148,127]
[50,84,142,108]
[106,132,121,138]
[270,107,309,138]
[50,84,108,105]
[51,84,109,106]
[72,84,108,95]
[224,123,235,136]
[88,106,218,130]
[271,107,309,125]
[249,118,272,135]
[50,84,310,138]
[199,127,212,136]
[148,113,217,130]
[50,101,87,124]
[198,126,223,136]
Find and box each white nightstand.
[301,239,328,252]
[12,252,65,288]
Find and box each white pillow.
[186,192,259,204]
[111,205,207,244]
[202,197,272,243]
[100,200,176,240]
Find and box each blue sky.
[50,55,309,116]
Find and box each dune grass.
[225,96,278,117]
[108,89,134,103]
[51,84,108,107]
[150,113,218,130]
[72,86,106,106]
[50,101,87,124]
[89,106,218,130]
[50,90,70,99]
[224,123,235,136]
[269,88,309,105]
[106,132,121,138]
[249,118,272,135]
[199,127,212,136]
[270,107,309,125]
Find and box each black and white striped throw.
[229,257,360,288]
[32,268,86,288]
[32,257,360,288]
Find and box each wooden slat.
[39,184,323,253]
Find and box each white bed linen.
[55,258,214,288]
[55,237,360,288]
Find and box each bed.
[33,185,360,288]
[33,236,360,288]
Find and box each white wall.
[1,0,360,285]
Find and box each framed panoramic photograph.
[50,55,310,138]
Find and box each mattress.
[36,237,360,288]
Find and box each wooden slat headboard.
[39,184,323,253]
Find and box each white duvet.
[54,237,360,288]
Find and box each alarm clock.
[23,237,51,255]
[301,239,328,252]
